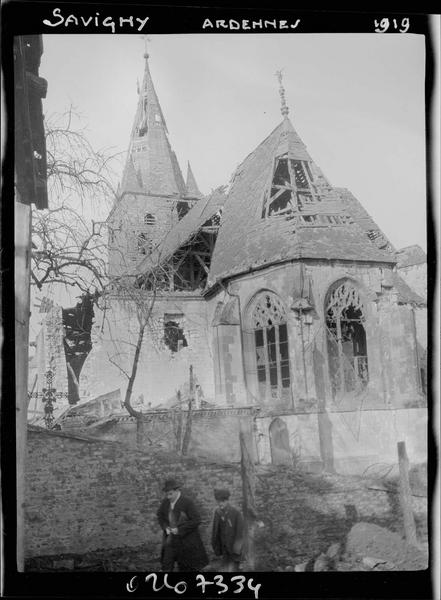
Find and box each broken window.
[163,315,188,352]
[250,292,291,406]
[325,281,368,399]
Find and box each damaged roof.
[395,245,427,268]
[392,272,426,306]
[207,117,395,287]
[136,187,226,274]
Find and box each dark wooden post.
[240,420,257,570]
[175,390,183,452]
[397,441,418,546]
[181,365,194,456]
[136,417,145,448]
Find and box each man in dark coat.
[157,478,208,571]
[211,488,244,571]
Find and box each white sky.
[40,33,427,251]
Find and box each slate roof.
[395,245,426,268]
[136,188,226,274]
[392,272,426,306]
[207,117,395,287]
[336,188,396,254]
[120,54,186,197]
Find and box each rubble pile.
[276,522,428,572]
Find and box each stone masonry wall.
[25,428,426,570]
[81,294,215,407]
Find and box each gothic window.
[262,154,318,219]
[250,292,291,405]
[144,213,156,226]
[325,280,368,399]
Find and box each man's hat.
[163,478,181,492]
[214,488,230,501]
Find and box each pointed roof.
[120,52,186,197]
[207,116,394,287]
[185,161,203,198]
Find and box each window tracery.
[249,292,291,406]
[325,281,368,398]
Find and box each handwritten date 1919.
[126,573,262,599]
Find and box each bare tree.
[31,109,119,294]
[30,109,120,406]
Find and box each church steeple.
[185,161,203,199]
[121,49,186,197]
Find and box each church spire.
[275,69,289,118]
[121,46,186,197]
[185,161,203,199]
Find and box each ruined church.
[32,49,427,473]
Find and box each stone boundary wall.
[25,427,427,570]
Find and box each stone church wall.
[80,294,215,407]
[25,427,426,569]
[214,260,424,410]
[107,193,178,278]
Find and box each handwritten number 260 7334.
[126,573,261,599]
[196,574,261,598]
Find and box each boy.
[211,488,244,571]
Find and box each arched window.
[250,292,291,404]
[144,213,156,226]
[325,280,368,398]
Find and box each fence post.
[181,365,194,455]
[175,390,183,452]
[397,440,418,546]
[240,420,257,570]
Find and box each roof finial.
[275,69,289,117]
[140,35,151,60]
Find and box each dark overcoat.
[211,505,244,559]
[157,494,208,570]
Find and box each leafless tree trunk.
[123,322,147,411]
